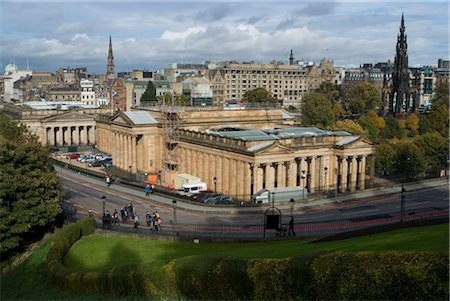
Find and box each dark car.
[191,192,217,202]
[204,195,235,205]
[50,146,59,153]
[88,160,103,167]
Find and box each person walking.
[288,216,296,237]
[145,184,151,197]
[146,210,151,227]
[134,214,139,229]
[155,211,161,231]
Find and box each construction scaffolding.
[161,105,183,174]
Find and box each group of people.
[145,210,162,232]
[144,184,156,197]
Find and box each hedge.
[311,252,449,300]
[46,225,449,300]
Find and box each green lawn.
[1,223,448,300]
[64,223,450,272]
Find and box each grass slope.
[1,223,448,300]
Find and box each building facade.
[96,108,375,201]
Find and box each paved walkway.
[57,166,448,214]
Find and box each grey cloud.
[293,2,340,17]
[194,3,233,22]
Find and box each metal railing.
[82,207,448,240]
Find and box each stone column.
[78,126,85,145]
[360,156,366,190]
[143,135,149,171]
[131,135,137,173]
[278,162,285,187]
[230,159,237,197]
[288,160,297,187]
[204,153,210,188]
[310,156,316,193]
[266,163,274,189]
[248,163,256,197]
[198,152,203,181]
[242,162,251,201]
[216,156,223,193]
[341,156,348,192]
[256,164,264,191]
[369,155,375,187]
[350,157,358,192]
[74,126,80,146]
[91,126,96,146]
[222,157,229,194]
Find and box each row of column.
[180,146,372,200]
[45,125,94,146]
[112,131,137,173]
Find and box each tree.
[392,141,427,178]
[346,81,382,115]
[140,81,157,103]
[0,113,62,260]
[331,120,365,135]
[381,115,402,139]
[414,132,449,173]
[315,82,342,104]
[428,103,449,136]
[405,113,420,136]
[301,92,334,128]
[332,103,347,119]
[358,110,385,141]
[174,94,191,106]
[243,87,277,104]
[375,143,395,175]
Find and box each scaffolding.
[161,104,183,174]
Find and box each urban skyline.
[1,1,448,73]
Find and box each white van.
[177,182,207,196]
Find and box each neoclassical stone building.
[96,108,376,201]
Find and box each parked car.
[191,192,218,202]
[50,146,59,153]
[203,195,236,205]
[88,160,103,167]
[67,153,81,160]
[77,155,89,162]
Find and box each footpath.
[57,166,448,215]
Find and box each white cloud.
[161,27,207,41]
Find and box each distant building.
[182,77,213,106]
[80,79,97,106]
[106,36,115,81]
[0,59,32,102]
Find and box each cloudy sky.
[1,0,448,74]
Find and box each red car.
[67,153,81,160]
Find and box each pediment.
[251,142,294,154]
[44,112,95,122]
[335,136,374,150]
[111,114,130,125]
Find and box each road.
[59,169,449,227]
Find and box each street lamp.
[129,165,132,180]
[290,198,295,216]
[324,167,328,192]
[172,199,177,225]
[101,195,106,217]
[213,176,217,193]
[301,170,306,199]
[400,184,406,223]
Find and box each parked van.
[252,187,308,204]
[177,182,208,196]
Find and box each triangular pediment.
[251,141,294,154]
[334,136,374,150]
[44,111,95,122]
[110,112,131,125]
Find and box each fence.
[82,207,448,240]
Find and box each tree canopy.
[0,113,62,260]
[346,81,382,115]
[314,82,342,104]
[243,87,277,104]
[140,81,157,103]
[301,92,334,128]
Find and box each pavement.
[56,165,449,214]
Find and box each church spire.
[107,35,115,80]
[289,49,295,65]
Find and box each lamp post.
[101,195,106,217]
[129,165,132,180]
[290,198,295,216]
[172,199,177,224]
[301,170,306,199]
[213,176,217,193]
[158,170,162,185]
[324,167,328,193]
[400,184,406,222]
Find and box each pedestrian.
[146,210,151,226]
[134,214,139,229]
[288,216,296,237]
[152,212,158,232]
[155,210,161,231]
[151,184,155,194]
[88,209,93,217]
[145,184,151,197]
[120,207,125,223]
